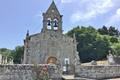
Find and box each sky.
[0,0,120,49]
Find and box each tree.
[13,46,24,64]
[67,26,110,62]
[98,25,108,35]
[67,26,80,37]
[0,48,13,59]
[110,37,118,43]
[111,43,120,56]
[108,26,119,36]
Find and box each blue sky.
[0,0,120,49]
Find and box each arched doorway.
[47,57,57,64]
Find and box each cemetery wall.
[0,64,61,80]
[0,64,120,80]
[75,65,120,79]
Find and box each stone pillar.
[5,57,7,64]
[0,54,2,64]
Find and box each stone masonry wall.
[1,64,120,80]
[75,65,120,79]
[0,64,61,80]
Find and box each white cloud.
[61,0,72,3]
[106,8,120,26]
[116,8,120,15]
[70,0,114,23]
[70,11,82,23]
[61,0,76,3]
[91,0,113,14]
[70,11,96,23]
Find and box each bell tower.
[42,1,63,33]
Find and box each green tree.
[0,48,13,60]
[13,46,24,64]
[98,25,108,35]
[111,43,120,56]
[108,26,119,36]
[110,37,118,43]
[67,26,110,62]
[0,48,14,64]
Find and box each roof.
[46,1,61,15]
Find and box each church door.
[47,57,57,64]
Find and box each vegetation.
[0,46,24,64]
[67,26,120,62]
[0,48,13,62]
[0,25,120,63]
[12,46,24,64]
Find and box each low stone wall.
[114,57,120,64]
[75,65,120,79]
[1,64,120,80]
[0,64,61,80]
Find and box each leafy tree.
[0,48,14,64]
[108,26,119,36]
[98,25,108,35]
[0,48,13,59]
[110,37,118,43]
[13,46,24,64]
[67,26,110,62]
[67,26,80,37]
[111,43,120,56]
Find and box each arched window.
[53,19,58,30]
[47,18,51,29]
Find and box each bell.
[54,21,57,27]
[47,20,51,26]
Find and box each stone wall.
[75,65,120,79]
[1,64,120,80]
[114,57,120,64]
[0,64,61,80]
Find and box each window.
[64,58,69,64]
[47,18,51,29]
[53,19,58,30]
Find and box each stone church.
[23,1,79,67]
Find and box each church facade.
[23,1,79,67]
